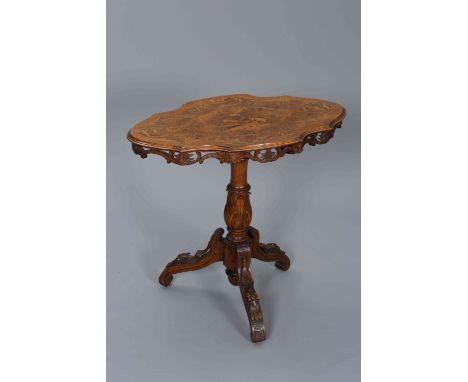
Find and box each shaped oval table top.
[128,94,345,165]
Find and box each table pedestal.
[158,160,290,342]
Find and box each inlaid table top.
[128,94,345,165]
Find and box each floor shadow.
[162,281,248,341]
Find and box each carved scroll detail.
[132,144,228,165]
[158,228,225,287]
[131,122,341,165]
[237,242,266,342]
[248,226,290,271]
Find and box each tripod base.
[158,226,290,343]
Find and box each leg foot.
[236,242,266,342]
[158,228,225,287]
[273,259,289,271]
[248,227,290,271]
[225,268,239,286]
[159,274,173,287]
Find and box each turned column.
[224,160,252,243]
[222,159,253,283]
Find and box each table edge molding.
[130,121,342,165]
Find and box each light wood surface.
[128,94,345,153]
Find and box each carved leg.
[158,228,225,287]
[236,242,266,343]
[249,226,290,271]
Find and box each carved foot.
[248,227,290,271]
[158,228,225,287]
[225,268,239,286]
[236,242,266,343]
[259,243,290,271]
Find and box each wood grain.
[128,94,345,160]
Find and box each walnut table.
[128,94,346,342]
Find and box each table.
[128,94,346,342]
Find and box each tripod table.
[127,94,346,342]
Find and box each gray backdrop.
[107,1,360,381]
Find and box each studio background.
[107,1,360,381]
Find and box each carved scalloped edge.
[131,122,342,165]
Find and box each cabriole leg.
[158,228,225,287]
[249,226,290,271]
